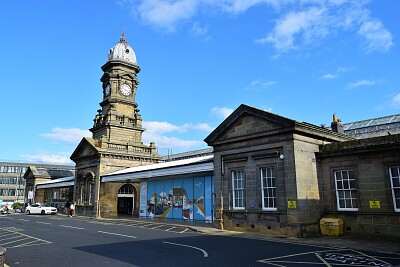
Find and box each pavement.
[91,215,400,256]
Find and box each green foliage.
[11,202,24,209]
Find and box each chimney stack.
[331,113,344,134]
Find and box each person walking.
[65,201,71,217]
[69,202,74,217]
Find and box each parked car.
[14,207,23,213]
[26,203,57,215]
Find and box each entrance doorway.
[117,184,134,215]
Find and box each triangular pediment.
[205,104,296,145]
[70,137,99,162]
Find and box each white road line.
[98,231,137,239]
[165,227,176,231]
[60,225,84,230]
[151,225,165,229]
[1,237,31,246]
[180,228,189,233]
[18,219,30,222]
[315,253,332,267]
[36,221,51,225]
[162,241,208,258]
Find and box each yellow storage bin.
[320,218,344,236]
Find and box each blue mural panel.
[205,176,213,222]
[172,179,183,220]
[142,176,214,222]
[146,181,156,218]
[155,181,165,218]
[163,180,173,219]
[193,177,205,221]
[183,178,193,221]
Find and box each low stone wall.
[0,246,6,267]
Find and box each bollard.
[0,246,6,267]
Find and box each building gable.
[205,104,295,145]
[70,137,99,162]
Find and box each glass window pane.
[391,167,399,178]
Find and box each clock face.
[104,84,111,96]
[119,83,131,96]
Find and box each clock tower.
[71,32,161,218]
[92,32,144,145]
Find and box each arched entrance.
[117,184,134,215]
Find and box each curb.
[0,246,6,267]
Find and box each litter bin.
[320,218,343,236]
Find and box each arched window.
[118,184,134,195]
[76,173,94,206]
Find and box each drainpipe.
[96,174,101,219]
[220,192,224,230]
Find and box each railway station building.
[23,32,400,238]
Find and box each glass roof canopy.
[343,114,400,130]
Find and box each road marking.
[179,228,189,233]
[0,227,52,249]
[36,221,51,225]
[18,219,30,222]
[1,237,31,246]
[162,241,208,258]
[0,216,14,219]
[98,231,137,239]
[60,225,84,230]
[165,227,176,231]
[315,253,332,267]
[151,225,165,229]
[257,249,393,266]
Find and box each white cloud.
[321,74,337,80]
[190,123,214,131]
[348,79,376,88]
[143,121,212,133]
[245,80,277,91]
[261,105,273,112]
[142,121,212,152]
[190,21,208,36]
[143,132,204,150]
[137,0,199,32]
[210,107,234,119]
[256,6,328,52]
[21,152,73,165]
[128,0,393,53]
[143,121,189,133]
[336,66,353,73]
[358,19,393,53]
[40,128,91,145]
[390,93,400,109]
[255,1,393,53]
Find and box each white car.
[26,203,57,215]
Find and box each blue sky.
[0,0,398,164]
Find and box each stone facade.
[317,134,400,237]
[205,104,351,237]
[24,166,75,204]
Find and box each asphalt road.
[1,213,399,266]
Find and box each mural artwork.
[139,176,213,223]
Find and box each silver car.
[26,203,57,215]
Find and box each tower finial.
[120,27,126,42]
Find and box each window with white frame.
[232,170,245,209]
[389,166,400,212]
[261,167,277,211]
[88,183,93,206]
[334,170,358,211]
